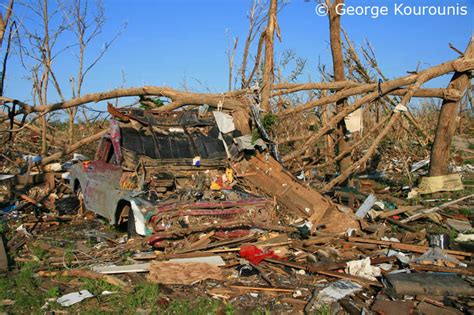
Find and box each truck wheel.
[126,205,138,238]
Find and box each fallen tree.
[0,53,472,170]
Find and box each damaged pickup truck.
[69,104,276,246]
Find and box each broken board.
[234,153,332,224]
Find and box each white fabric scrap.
[345,257,381,281]
[455,234,474,242]
[394,104,408,112]
[213,111,235,134]
[344,108,363,133]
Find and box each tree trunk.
[429,38,473,176]
[261,0,277,112]
[0,0,14,47]
[328,0,351,175]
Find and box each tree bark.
[328,0,352,174]
[0,0,14,47]
[429,37,473,176]
[13,86,248,114]
[41,129,107,165]
[261,0,277,112]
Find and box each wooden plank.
[348,237,471,257]
[233,153,332,223]
[401,194,474,223]
[378,205,423,219]
[176,234,257,254]
[409,264,474,276]
[229,285,295,293]
[264,258,381,288]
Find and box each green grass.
[1,263,262,314]
[117,281,160,312]
[251,309,271,315]
[164,297,220,315]
[316,304,332,315]
[101,288,229,315]
[0,262,48,314]
[82,278,119,296]
[459,208,472,217]
[0,221,6,234]
[31,246,49,261]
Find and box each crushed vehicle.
[69,104,276,246]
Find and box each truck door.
[84,138,123,221]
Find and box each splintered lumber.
[378,205,424,219]
[234,153,332,223]
[135,251,225,261]
[36,269,127,287]
[409,264,474,276]
[176,234,257,254]
[263,258,381,288]
[311,256,397,272]
[229,285,295,293]
[400,194,474,223]
[348,237,471,258]
[303,235,337,246]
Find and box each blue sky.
[4,0,473,105]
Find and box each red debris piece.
[239,244,279,265]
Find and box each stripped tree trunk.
[0,0,14,47]
[429,38,473,176]
[328,0,351,175]
[261,0,277,112]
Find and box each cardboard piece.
[417,174,464,194]
[147,261,223,285]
